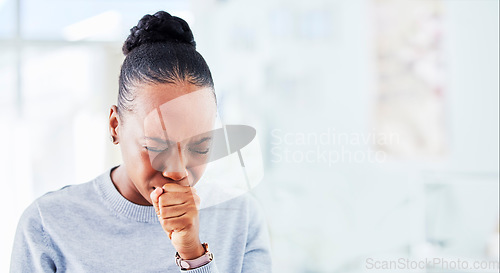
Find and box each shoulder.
[17,199,43,231]
[15,171,110,241]
[34,180,96,212]
[21,171,107,224]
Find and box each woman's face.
[111,83,217,205]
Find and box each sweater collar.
[95,165,159,223]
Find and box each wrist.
[175,243,213,270]
[177,243,205,260]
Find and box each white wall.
[192,0,499,272]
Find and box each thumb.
[150,187,163,216]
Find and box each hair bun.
[122,11,196,55]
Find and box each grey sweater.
[10,166,272,272]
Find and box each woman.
[10,11,271,272]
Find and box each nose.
[161,142,188,181]
[162,168,188,181]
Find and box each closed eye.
[189,148,210,155]
[144,146,169,153]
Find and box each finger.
[193,193,201,210]
[150,186,163,202]
[158,191,194,207]
[162,182,192,193]
[150,187,163,215]
[190,187,197,194]
[160,211,196,232]
[188,189,201,210]
[158,202,195,219]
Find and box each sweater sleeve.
[10,201,58,273]
[241,195,272,273]
[178,260,219,272]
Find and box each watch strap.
[175,243,214,270]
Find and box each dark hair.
[118,11,215,117]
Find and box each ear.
[109,105,121,144]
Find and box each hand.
[150,184,205,260]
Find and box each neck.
[111,165,151,206]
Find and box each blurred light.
[63,11,121,41]
[171,10,195,27]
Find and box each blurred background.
[1,0,498,272]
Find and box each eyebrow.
[143,136,212,145]
[143,137,173,144]
[191,137,212,145]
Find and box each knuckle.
[161,218,170,227]
[158,194,167,203]
[159,209,169,218]
[189,203,198,211]
[183,222,194,230]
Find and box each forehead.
[134,83,217,142]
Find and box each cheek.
[121,141,147,166]
[120,141,157,180]
[187,162,208,185]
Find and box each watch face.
[180,260,191,269]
